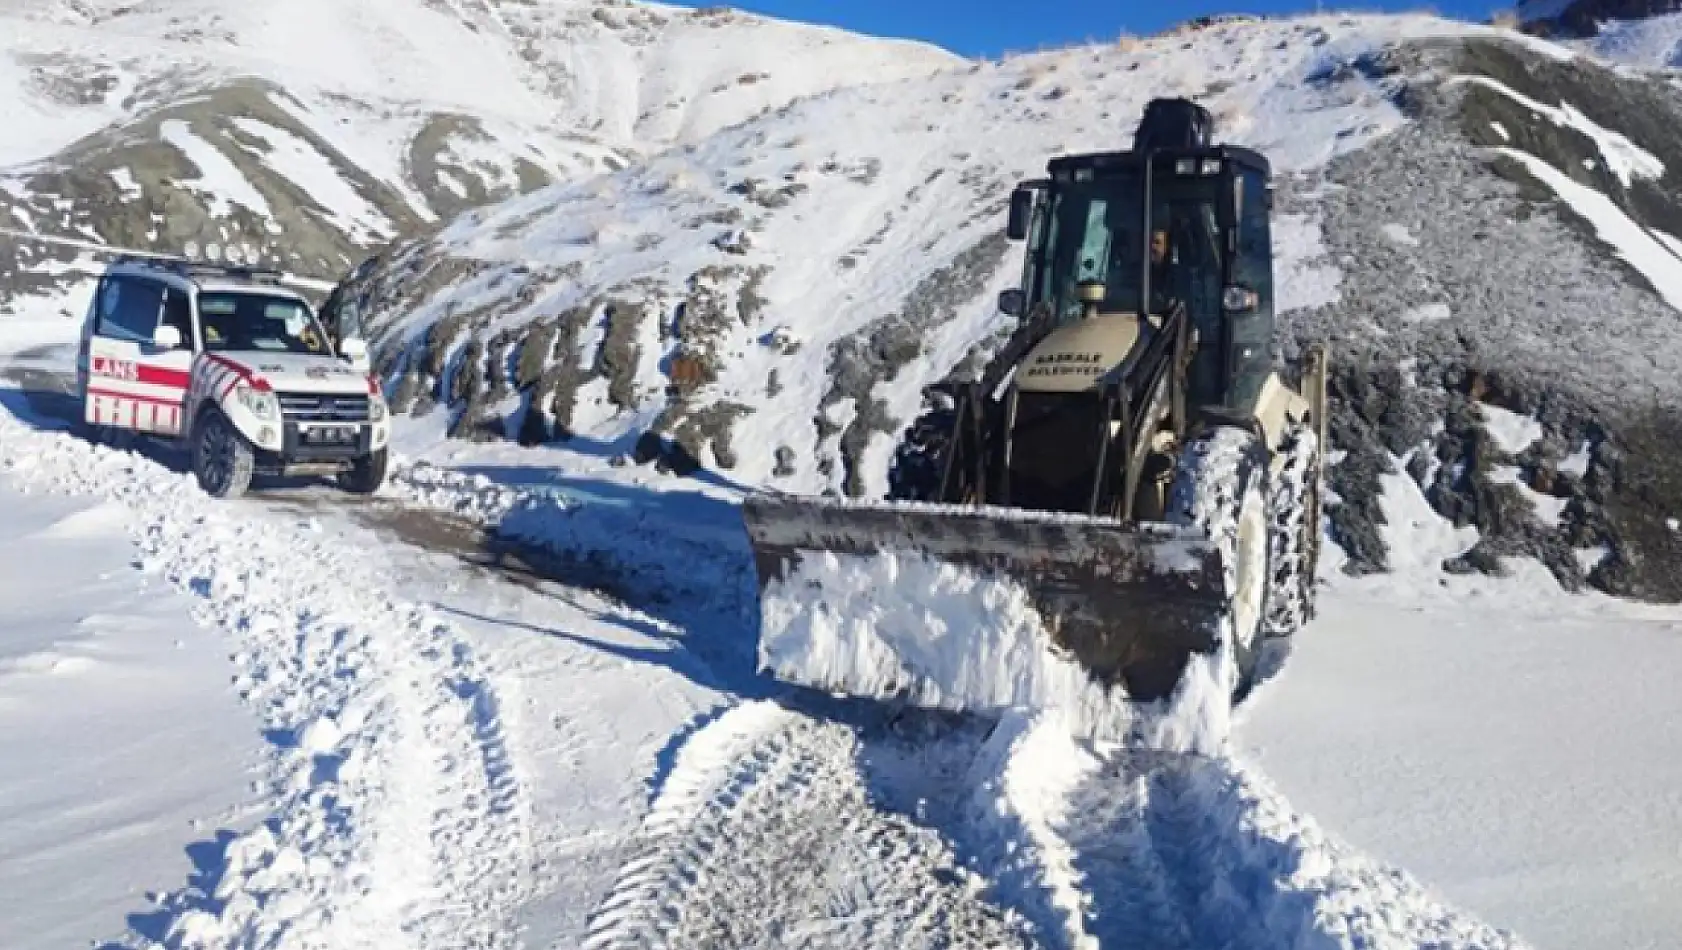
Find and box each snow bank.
[757,549,1137,732]
[0,487,260,950]
[0,415,533,947]
[959,712,1531,949]
[1242,577,1682,949]
[755,544,1238,749]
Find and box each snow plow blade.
[741,494,1234,720]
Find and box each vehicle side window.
[1222,166,1276,414]
[94,276,166,344]
[161,288,195,350]
[1234,167,1273,307]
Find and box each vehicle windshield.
[198,292,332,355]
[1034,174,1147,322]
[1031,166,1224,325]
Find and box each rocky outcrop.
[1519,0,1682,37]
[1276,36,1682,600]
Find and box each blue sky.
[695,1,1501,56]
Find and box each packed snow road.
[0,346,1040,948]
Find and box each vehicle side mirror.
[339,336,369,360]
[1006,188,1034,241]
[152,324,183,350]
[997,288,1026,317]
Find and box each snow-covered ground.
[7,316,1682,947]
[1243,568,1682,950]
[8,8,1682,940]
[1241,466,1682,950]
[0,482,262,950]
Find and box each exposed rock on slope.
[1518,0,1682,37]
[339,15,1439,485]
[338,14,1682,602]
[1280,35,1682,599]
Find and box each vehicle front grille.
[277,392,371,422]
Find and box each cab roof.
[1046,144,1271,179]
[104,254,308,302]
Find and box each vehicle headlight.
[369,397,387,422]
[235,383,278,420]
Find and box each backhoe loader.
[741,98,1329,731]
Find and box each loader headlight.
[1222,285,1259,312]
[234,383,278,420]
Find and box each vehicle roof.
[104,257,309,302]
[195,278,309,300]
[1047,144,1272,177]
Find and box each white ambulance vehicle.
[74,255,391,498]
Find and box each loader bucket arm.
[741,495,1238,723]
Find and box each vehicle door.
[83,275,195,436]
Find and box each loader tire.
[1263,424,1320,640]
[1167,425,1271,698]
[887,402,956,502]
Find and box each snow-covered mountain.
[333,12,1682,605]
[0,0,958,315]
[1517,0,1682,38]
[6,2,1682,602]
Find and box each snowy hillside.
[340,12,1682,603]
[0,0,958,317]
[1517,0,1682,40]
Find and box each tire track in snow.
[969,713,1531,950]
[582,699,1036,950]
[0,411,532,949]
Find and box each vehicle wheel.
[339,447,388,495]
[194,410,255,499]
[73,417,106,444]
[887,387,959,502]
[1167,425,1271,700]
[1263,423,1320,639]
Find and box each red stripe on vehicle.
[203,354,271,392]
[136,364,191,388]
[87,387,184,410]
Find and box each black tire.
[73,416,106,444]
[887,390,958,503]
[1167,425,1272,699]
[193,409,255,499]
[1263,424,1321,640]
[339,447,389,495]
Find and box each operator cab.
[1000,99,1275,417]
[985,98,1277,517]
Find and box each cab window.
[1232,166,1273,309]
[161,288,195,350]
[94,276,166,344]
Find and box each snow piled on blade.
[758,548,1130,727]
[0,419,532,949]
[756,547,1237,751]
